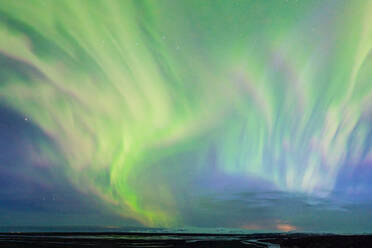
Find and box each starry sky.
[0,0,372,233]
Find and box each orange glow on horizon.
[276,224,296,232]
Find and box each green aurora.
[0,0,371,230]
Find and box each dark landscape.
[0,232,372,248]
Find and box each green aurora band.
[0,0,371,227]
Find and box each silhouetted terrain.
[0,232,371,247]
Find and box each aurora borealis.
[0,0,372,233]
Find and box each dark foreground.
[0,232,372,248]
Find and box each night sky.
[0,0,372,233]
